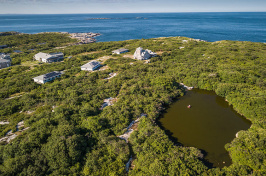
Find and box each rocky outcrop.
[0,121,9,125]
[118,114,146,142]
[180,83,193,90]
[0,121,30,144]
[133,47,157,60]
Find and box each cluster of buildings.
[0,53,12,69]
[111,47,157,60]
[32,52,65,84]
[32,47,156,84]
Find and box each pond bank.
[159,89,251,168]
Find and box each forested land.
[0,33,265,175]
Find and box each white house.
[33,71,63,84]
[112,48,129,54]
[81,60,101,71]
[34,52,64,63]
[133,47,157,60]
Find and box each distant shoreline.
[0,13,265,43]
[1,12,266,15]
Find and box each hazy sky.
[0,0,265,14]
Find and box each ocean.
[0,12,265,43]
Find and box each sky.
[0,0,265,14]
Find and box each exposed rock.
[69,32,100,44]
[133,47,157,60]
[100,97,117,110]
[236,132,239,138]
[180,83,193,90]
[0,121,29,144]
[118,129,134,143]
[52,106,57,112]
[26,110,34,114]
[125,156,133,172]
[0,121,9,125]
[5,95,23,100]
[118,115,144,143]
[104,73,117,80]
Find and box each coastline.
[0,12,265,43]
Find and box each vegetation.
[0,33,265,175]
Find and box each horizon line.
[1,11,266,15]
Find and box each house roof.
[0,59,10,63]
[35,52,64,60]
[81,60,100,69]
[0,53,11,60]
[112,48,129,53]
[50,52,64,56]
[33,71,62,81]
[13,50,22,53]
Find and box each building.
[34,52,64,63]
[0,59,11,69]
[0,45,7,49]
[133,47,157,60]
[33,71,63,84]
[81,60,101,71]
[0,53,12,61]
[112,48,129,54]
[0,53,12,69]
[13,50,22,53]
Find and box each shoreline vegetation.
[0,32,265,175]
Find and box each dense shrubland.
[0,33,265,175]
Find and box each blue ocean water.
[0,12,265,42]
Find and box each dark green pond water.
[159,89,251,168]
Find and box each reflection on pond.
[159,89,251,168]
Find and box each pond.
[159,89,251,168]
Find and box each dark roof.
[112,48,129,53]
[44,71,61,79]
[0,45,7,48]
[13,50,22,53]
[33,71,62,81]
[81,60,101,69]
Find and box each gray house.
[34,52,64,63]
[0,45,8,49]
[13,50,22,53]
[33,71,63,84]
[0,53,12,69]
[112,48,129,54]
[133,47,157,60]
[81,60,101,71]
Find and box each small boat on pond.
[187,105,191,108]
